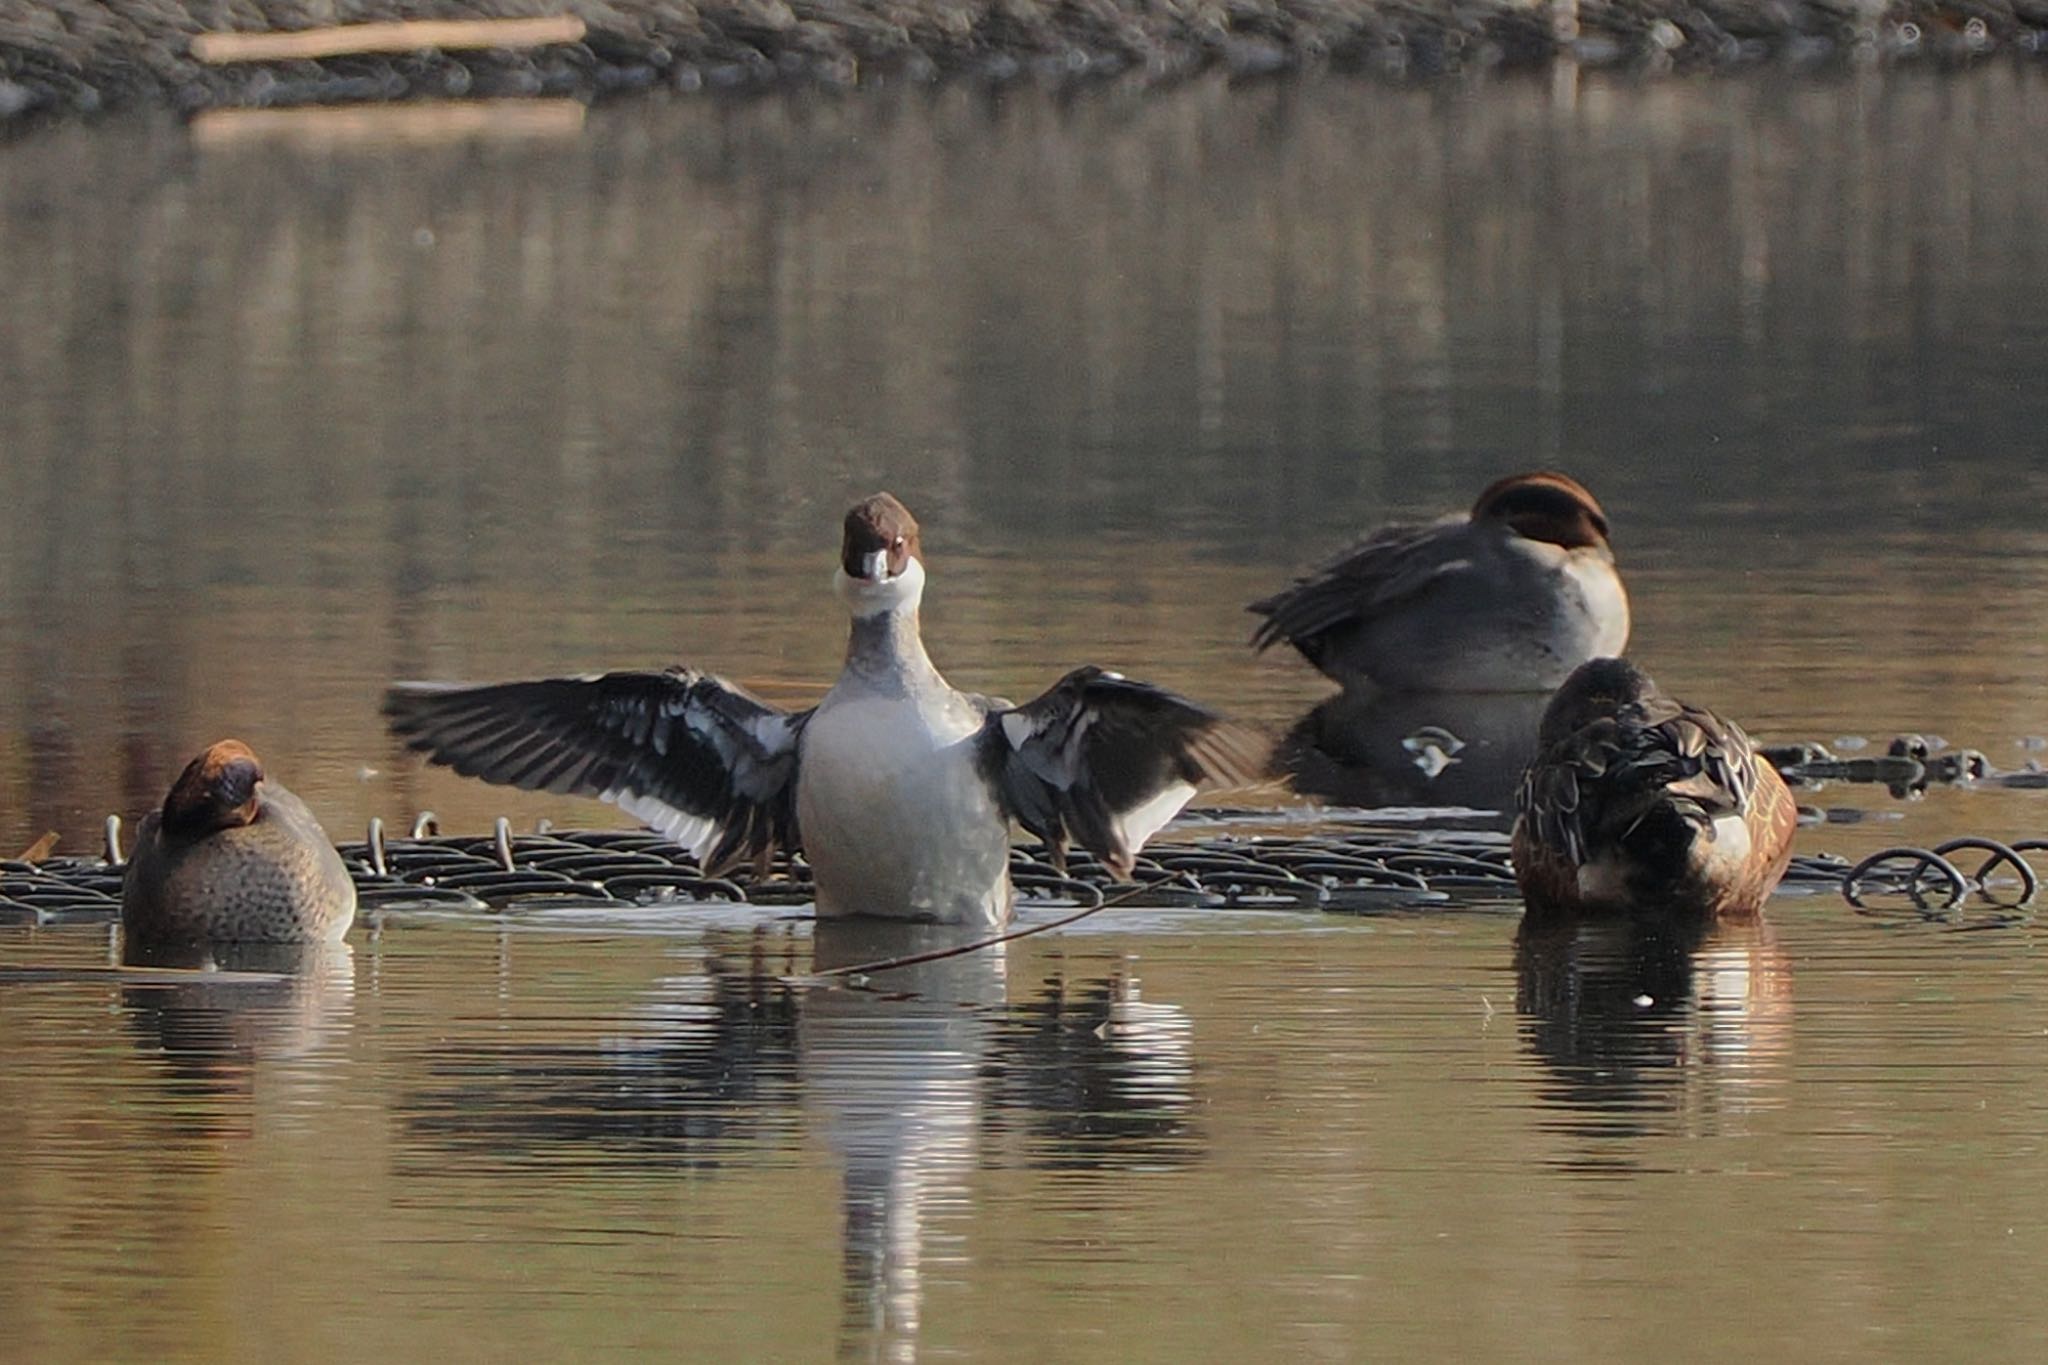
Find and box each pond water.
[4,65,2048,1360]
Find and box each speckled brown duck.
[1512,659,1797,919]
[121,741,357,944]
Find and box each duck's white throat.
[835,556,927,619]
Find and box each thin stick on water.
[801,878,1166,983]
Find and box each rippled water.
[4,67,2048,1360]
[9,905,2048,1359]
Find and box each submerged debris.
[1765,737,1994,799]
[1,0,2045,121]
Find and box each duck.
[383,493,1265,927]
[1511,658,1798,918]
[122,741,358,944]
[1248,471,1629,692]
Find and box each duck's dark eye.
[892,535,906,550]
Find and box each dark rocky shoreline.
[1,0,2044,121]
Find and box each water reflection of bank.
[9,77,2048,855]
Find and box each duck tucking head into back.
[122,740,356,945]
[1512,658,1797,920]
[160,740,266,839]
[1469,471,1613,553]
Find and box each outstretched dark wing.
[979,667,1267,878]
[384,668,808,875]
[1248,516,1465,656]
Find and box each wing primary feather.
[384,670,807,867]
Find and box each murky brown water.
[4,66,2048,1360]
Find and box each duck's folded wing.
[1248,517,1465,652]
[1516,720,1622,868]
[1518,701,1755,863]
[384,668,807,874]
[1650,703,1775,831]
[980,667,1267,878]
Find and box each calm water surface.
[4,66,2048,1361]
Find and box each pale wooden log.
[190,16,587,64]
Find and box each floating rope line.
[0,807,2040,924]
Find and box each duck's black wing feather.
[1247,517,1463,656]
[384,668,808,875]
[979,667,1266,877]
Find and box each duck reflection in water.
[119,939,357,1130]
[394,920,1198,1361]
[805,922,1198,1362]
[1274,688,1552,826]
[805,922,1003,1364]
[1514,912,1793,1138]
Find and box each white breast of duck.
[1437,477,1630,690]
[1499,531,1631,665]
[799,645,1014,926]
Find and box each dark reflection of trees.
[1514,911,1793,1145]
[9,79,2048,853]
[1275,688,1550,825]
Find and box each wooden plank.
[190,16,587,64]
[12,832,58,862]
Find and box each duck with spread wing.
[385,494,1264,926]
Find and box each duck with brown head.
[122,741,357,945]
[1249,471,1629,692]
[384,492,1265,927]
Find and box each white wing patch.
[1115,780,1196,856]
[983,666,1261,879]
[613,791,721,863]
